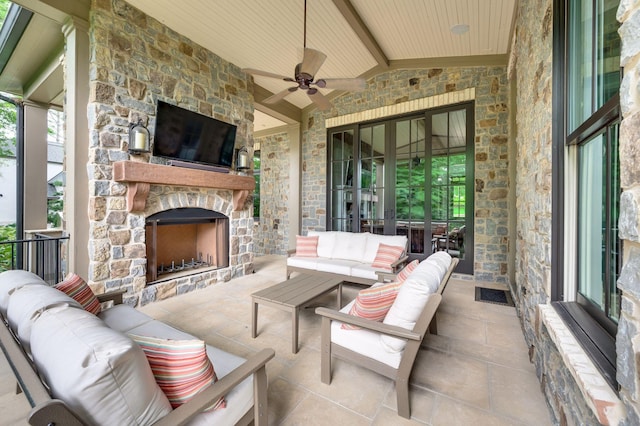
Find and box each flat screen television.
[152,100,237,169]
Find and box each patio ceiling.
[0,0,516,130]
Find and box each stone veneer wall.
[302,66,510,282]
[616,0,640,422]
[253,132,291,255]
[513,1,554,350]
[515,0,640,424]
[86,0,255,306]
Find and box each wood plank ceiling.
[1,0,516,130]
[126,0,516,127]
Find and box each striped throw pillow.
[55,273,101,315]
[129,334,226,411]
[342,281,403,330]
[296,235,319,257]
[396,259,419,282]
[371,243,405,271]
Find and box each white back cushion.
[362,234,408,264]
[308,231,337,258]
[0,270,46,317]
[7,284,82,355]
[381,253,451,353]
[331,232,368,262]
[30,305,172,425]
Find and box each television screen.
[152,100,237,168]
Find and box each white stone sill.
[537,304,626,426]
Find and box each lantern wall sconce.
[236,146,250,173]
[128,120,150,154]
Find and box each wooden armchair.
[315,255,457,419]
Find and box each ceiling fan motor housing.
[294,63,314,89]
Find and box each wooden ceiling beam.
[332,0,389,68]
[252,85,302,124]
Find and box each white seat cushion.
[381,253,452,353]
[315,258,358,276]
[330,300,403,368]
[349,264,380,280]
[99,303,155,333]
[30,305,172,425]
[287,256,320,270]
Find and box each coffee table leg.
[292,307,299,354]
[252,299,258,338]
[337,283,343,309]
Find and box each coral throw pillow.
[371,243,405,271]
[342,281,403,330]
[55,273,101,315]
[129,334,226,411]
[396,259,419,282]
[296,235,319,257]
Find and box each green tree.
[0,98,16,160]
[0,223,16,272]
[0,0,10,24]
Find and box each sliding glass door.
[328,103,474,273]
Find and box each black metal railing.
[0,233,69,285]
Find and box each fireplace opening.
[145,208,229,283]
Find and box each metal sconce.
[128,120,150,154]
[236,146,250,173]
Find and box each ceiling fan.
[242,0,366,111]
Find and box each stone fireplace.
[87,161,256,307]
[86,2,255,307]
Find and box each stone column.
[22,101,48,232]
[62,16,90,279]
[287,124,301,249]
[614,2,640,423]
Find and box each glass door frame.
[326,102,475,274]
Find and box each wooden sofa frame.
[286,248,408,286]
[0,289,275,426]
[315,257,458,419]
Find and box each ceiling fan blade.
[300,48,327,78]
[242,68,291,81]
[315,78,366,91]
[263,87,298,104]
[307,89,332,111]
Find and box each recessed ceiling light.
[451,24,469,35]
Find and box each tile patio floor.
[0,255,553,425]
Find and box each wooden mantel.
[113,161,255,212]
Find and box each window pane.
[568,0,594,133]
[596,0,621,108]
[578,134,605,309]
[608,123,621,322]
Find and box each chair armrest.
[376,271,397,282]
[287,248,296,257]
[390,255,408,272]
[96,288,127,305]
[153,348,275,426]
[315,307,421,341]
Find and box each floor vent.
[474,287,514,307]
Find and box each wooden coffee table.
[251,274,343,353]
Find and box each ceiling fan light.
[315,79,327,88]
[451,24,469,35]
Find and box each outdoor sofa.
[0,270,274,426]
[287,230,409,285]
